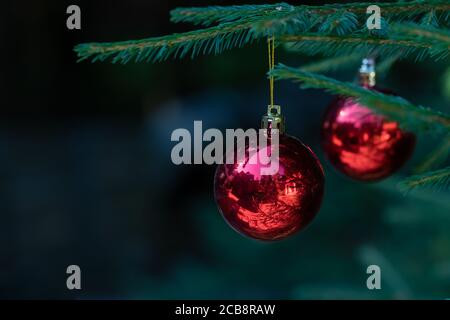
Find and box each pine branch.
[75,4,298,63]
[298,52,400,76]
[420,9,439,27]
[281,27,450,61]
[270,64,450,133]
[391,23,450,43]
[376,51,403,77]
[74,21,257,63]
[398,167,450,193]
[75,2,450,64]
[317,10,359,36]
[170,3,290,26]
[300,54,364,73]
[171,1,450,27]
[75,22,450,64]
[414,136,450,173]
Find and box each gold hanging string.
[267,36,275,108]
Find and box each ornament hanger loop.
[267,36,276,109]
[262,36,285,133]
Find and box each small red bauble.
[214,133,324,241]
[321,87,416,181]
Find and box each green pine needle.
[376,51,403,78]
[282,26,450,61]
[398,166,450,193]
[299,54,364,73]
[74,21,257,64]
[318,10,359,36]
[391,23,450,45]
[420,9,439,27]
[171,1,450,27]
[170,3,292,26]
[269,64,450,133]
[296,52,401,76]
[414,136,450,173]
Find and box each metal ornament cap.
[261,105,285,134]
[359,58,376,87]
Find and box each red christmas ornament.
[321,59,416,181]
[214,106,324,241]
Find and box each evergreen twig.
[391,23,450,43]
[398,166,450,193]
[74,2,450,64]
[300,54,364,73]
[74,20,257,63]
[414,136,450,173]
[282,27,450,61]
[171,1,450,27]
[376,51,403,77]
[297,52,402,76]
[170,3,290,26]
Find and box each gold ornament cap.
[261,105,285,134]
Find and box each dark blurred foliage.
[0,0,449,299]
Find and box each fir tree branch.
[376,51,403,78]
[300,54,363,73]
[297,52,401,76]
[170,3,290,26]
[270,64,450,133]
[75,22,450,64]
[391,23,450,44]
[414,136,450,173]
[420,9,439,27]
[398,166,450,193]
[281,30,450,61]
[75,2,450,64]
[317,10,359,36]
[74,21,257,63]
[74,0,450,63]
[171,1,450,27]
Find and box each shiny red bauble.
[321,87,416,181]
[214,134,324,241]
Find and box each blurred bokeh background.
[0,0,449,299]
